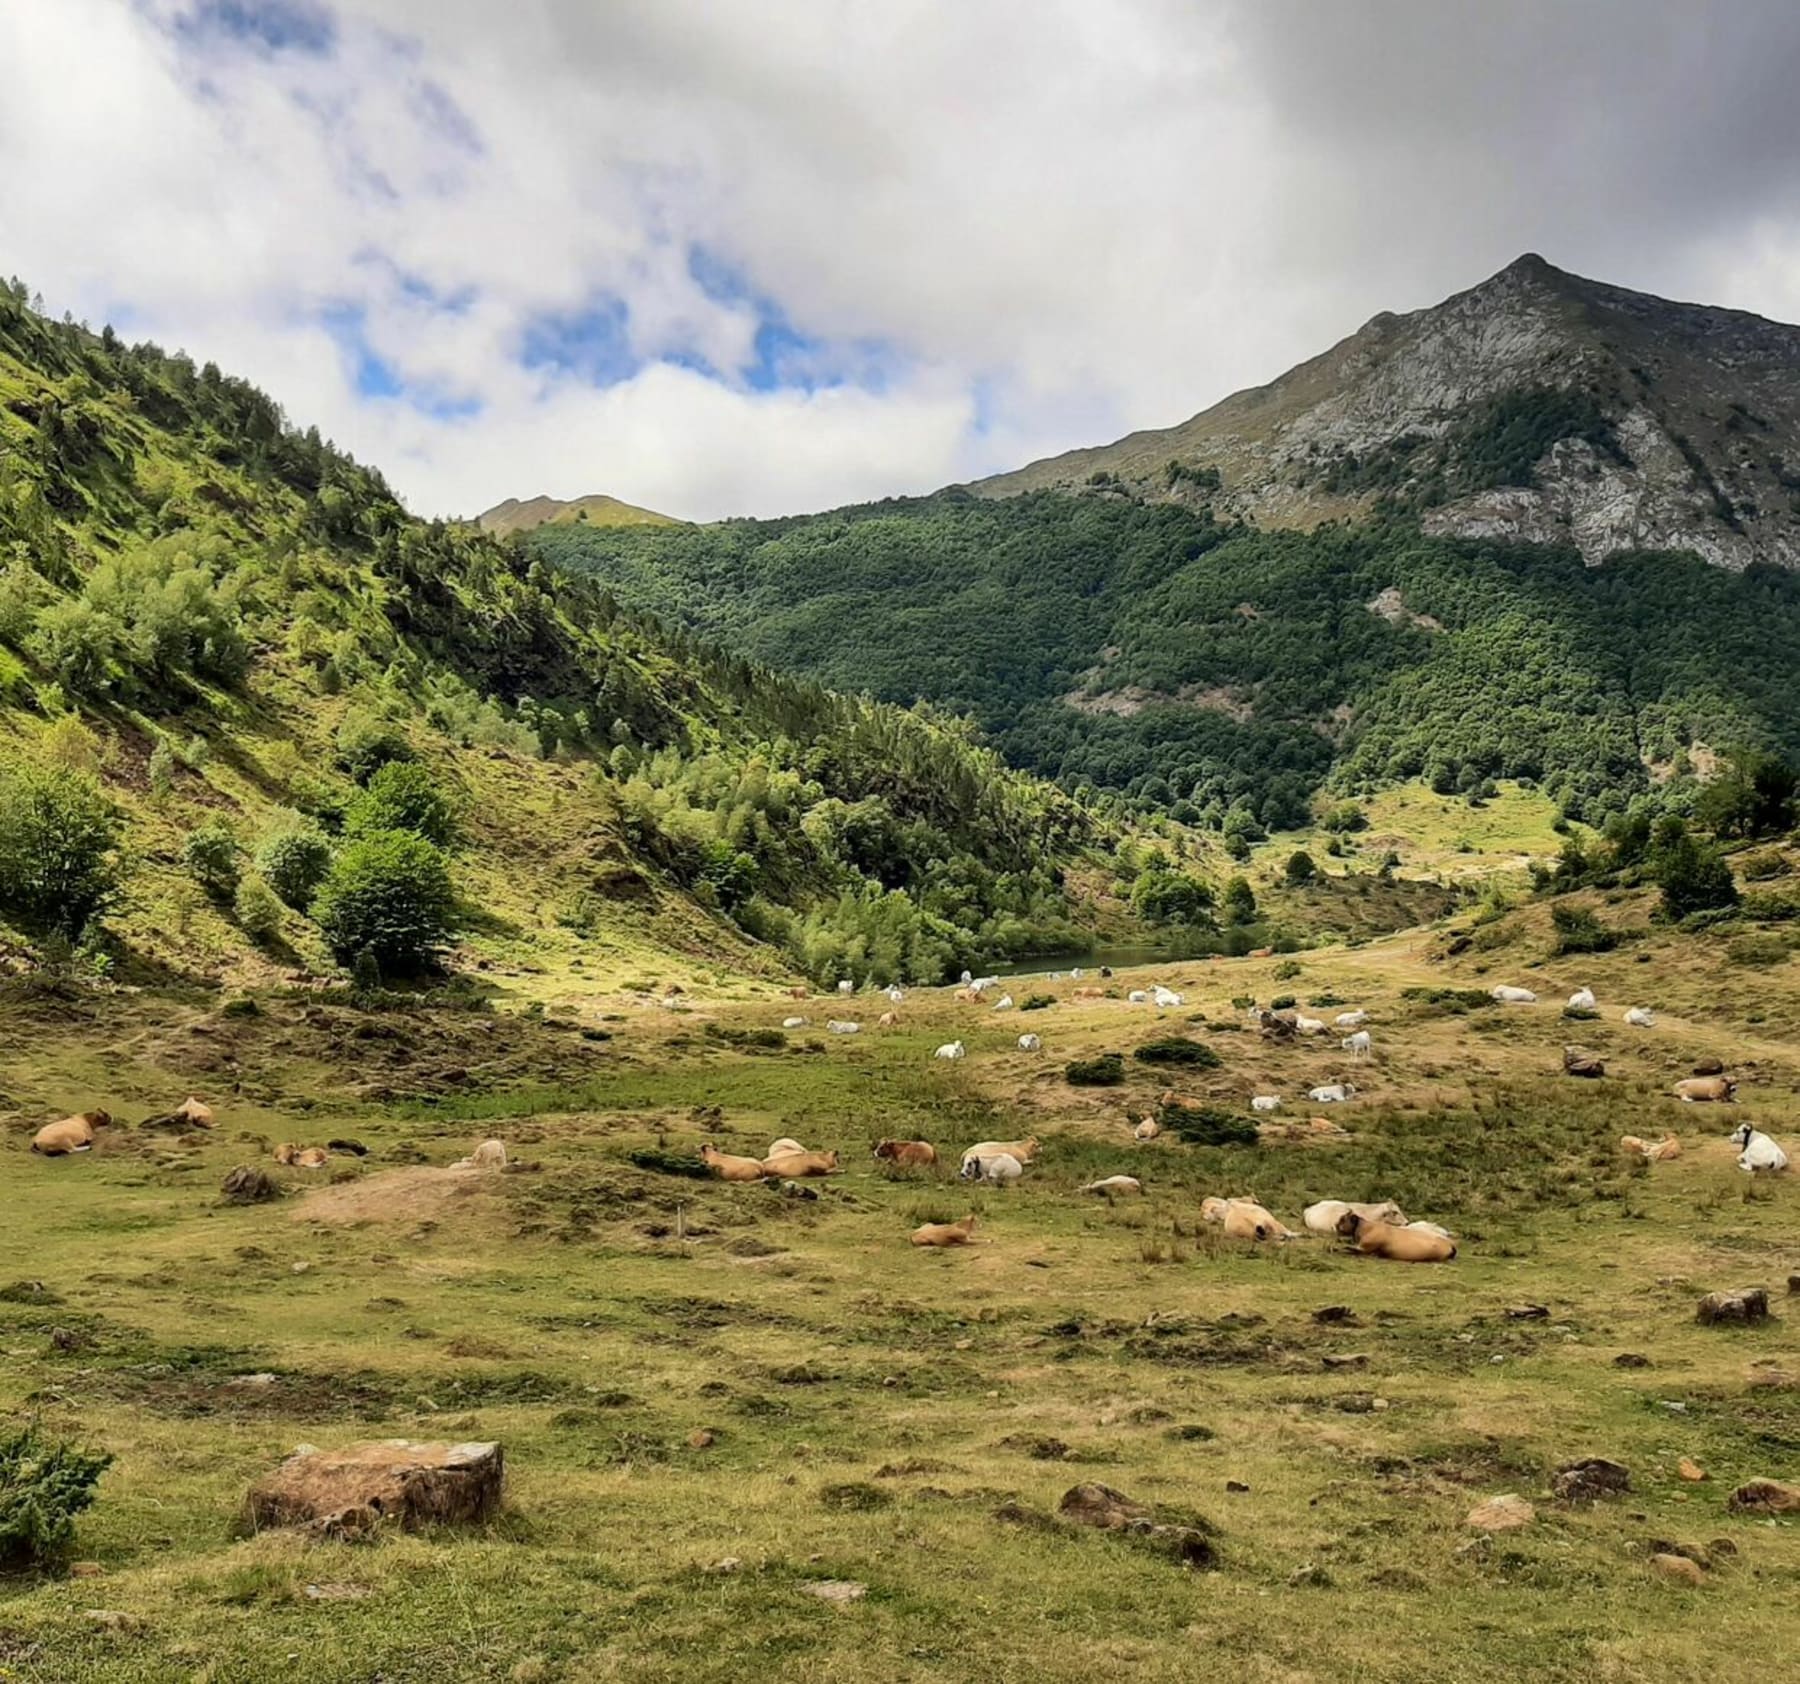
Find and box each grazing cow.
[1134,1118,1161,1142]
[783,1016,808,1028]
[787,985,809,999]
[1619,1133,1682,1162]
[993,994,1014,1011]
[1308,1083,1357,1104]
[1081,1175,1142,1195]
[768,1137,806,1157]
[911,1214,979,1247]
[1334,1011,1369,1029]
[1730,1123,1789,1174]
[1342,1030,1372,1059]
[873,1139,937,1169]
[1624,1006,1657,1028]
[1153,986,1183,1008]
[1201,1196,1293,1241]
[1675,1076,1736,1103]
[453,1139,507,1170]
[827,1019,861,1035]
[960,1136,1040,1169]
[961,1152,1023,1186]
[1490,986,1538,1004]
[1295,1016,1327,1036]
[1128,990,1148,1004]
[31,1109,112,1156]
[1567,988,1598,1011]
[1251,1095,1282,1113]
[762,1148,840,1178]
[838,980,855,994]
[887,987,906,1004]
[878,1011,899,1027]
[1337,1210,1455,1262]
[1017,1032,1042,1051]
[934,1040,967,1060]
[1302,1198,1406,1235]
[700,1144,766,1182]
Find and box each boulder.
[1692,1057,1726,1077]
[221,1166,278,1204]
[1651,1552,1705,1586]
[1728,1478,1800,1515]
[1695,1288,1769,1327]
[246,1440,503,1535]
[1562,1047,1605,1079]
[1466,1494,1535,1533]
[801,1580,867,1604]
[1552,1458,1631,1503]
[1057,1482,1217,1568]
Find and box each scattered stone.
[1312,1306,1358,1325]
[1789,1274,1800,1296]
[1692,1057,1726,1077]
[1466,1494,1535,1533]
[221,1165,277,1204]
[1000,1434,1069,1461]
[1506,1305,1550,1321]
[1678,1458,1707,1483]
[801,1580,867,1604]
[49,1326,85,1352]
[1696,1288,1769,1326]
[1652,1553,1705,1586]
[1322,1353,1367,1370]
[1613,1353,1652,1369]
[1553,1458,1631,1503]
[1562,1047,1605,1079]
[1225,1480,1250,1494]
[1371,1398,1390,1411]
[1057,1483,1217,1568]
[1728,1478,1800,1515]
[291,1262,311,1275]
[246,1439,504,1535]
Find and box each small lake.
[973,945,1177,980]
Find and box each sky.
[4,1,1800,522]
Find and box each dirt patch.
[290,1166,497,1227]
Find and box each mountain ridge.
[476,492,679,535]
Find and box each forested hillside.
[0,284,1131,986]
[535,491,1800,831]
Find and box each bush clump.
[183,819,242,898]
[312,830,456,974]
[0,765,125,937]
[335,711,415,783]
[233,873,285,943]
[1019,993,1056,1011]
[255,823,334,909]
[344,761,460,849]
[628,1148,713,1180]
[1065,1052,1126,1087]
[1163,1105,1259,1147]
[1551,904,1617,954]
[1132,1036,1221,1068]
[0,1425,112,1568]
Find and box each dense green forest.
[534,492,1800,829]
[0,283,1126,984]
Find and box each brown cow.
[1620,1133,1683,1162]
[700,1144,766,1182]
[275,1143,329,1169]
[761,1148,840,1178]
[1674,1076,1736,1103]
[1337,1209,1456,1262]
[878,1011,899,1027]
[911,1214,979,1248]
[31,1109,112,1156]
[1072,987,1106,1000]
[873,1139,937,1169]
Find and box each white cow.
[972,976,999,992]
[1069,967,1084,980]
[1405,1221,1456,1240]
[887,986,906,1004]
[1251,1095,1282,1113]
[1334,1010,1369,1028]
[1624,1006,1656,1028]
[1080,1175,1141,1195]
[1342,1030,1372,1059]
[1128,990,1148,1005]
[1153,986,1184,1009]
[1730,1123,1790,1174]
[1302,1198,1405,1235]
[838,979,855,994]
[827,1019,861,1035]
[961,1151,1023,1186]
[993,994,1014,1011]
[782,1016,808,1028]
[1491,986,1538,1004]
[1567,988,1597,1011]
[1017,1033,1042,1052]
[1309,1083,1357,1104]
[934,1040,966,1060]
[1295,1015,1327,1036]
[960,970,973,985]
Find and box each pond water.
[971,945,1175,980]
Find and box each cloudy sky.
[4,1,1800,521]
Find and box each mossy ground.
[1,888,1796,1683]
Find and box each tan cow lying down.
[1201,1196,1294,1241]
[878,1011,899,1027]
[453,1139,507,1169]
[1675,1076,1736,1103]
[762,1148,840,1177]
[275,1143,329,1169]
[911,1214,979,1247]
[767,1137,805,1158]
[1337,1209,1456,1261]
[31,1109,112,1155]
[958,1137,1040,1172]
[700,1144,766,1182]
[1620,1133,1683,1161]
[873,1139,937,1168]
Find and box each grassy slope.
[2,868,1795,1682]
[477,494,680,536]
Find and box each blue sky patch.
[174,1,337,56]
[518,295,640,387]
[320,302,483,420]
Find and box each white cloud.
[3,0,1799,520]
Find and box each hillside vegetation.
[533,491,1800,831]
[0,283,1132,987]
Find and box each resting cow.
[768,1136,806,1158]
[934,1040,967,1060]
[1201,1196,1294,1241]
[1730,1123,1789,1174]
[1620,1133,1682,1162]
[960,1152,1022,1186]
[761,1148,840,1178]
[1675,1076,1736,1103]
[960,1136,1039,1169]
[31,1109,112,1156]
[1337,1209,1455,1261]
[452,1139,507,1169]
[1302,1198,1405,1235]
[911,1214,979,1247]
[873,1139,936,1168]
[700,1144,766,1182]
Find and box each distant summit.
[972,255,1800,569]
[476,493,679,535]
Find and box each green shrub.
[255,824,334,909]
[703,1023,786,1049]
[147,739,177,797]
[1163,1105,1259,1147]
[0,1425,112,1568]
[1019,992,1055,1011]
[1271,959,1302,981]
[1653,824,1739,920]
[628,1147,712,1179]
[183,820,242,898]
[1550,904,1617,954]
[335,710,415,783]
[1132,1036,1220,1068]
[233,873,284,943]
[0,765,125,937]
[312,830,456,974]
[344,762,459,849]
[1269,994,1296,1011]
[1283,850,1317,885]
[1740,848,1790,882]
[1065,1052,1125,1087]
[1131,866,1214,925]
[1400,986,1495,1014]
